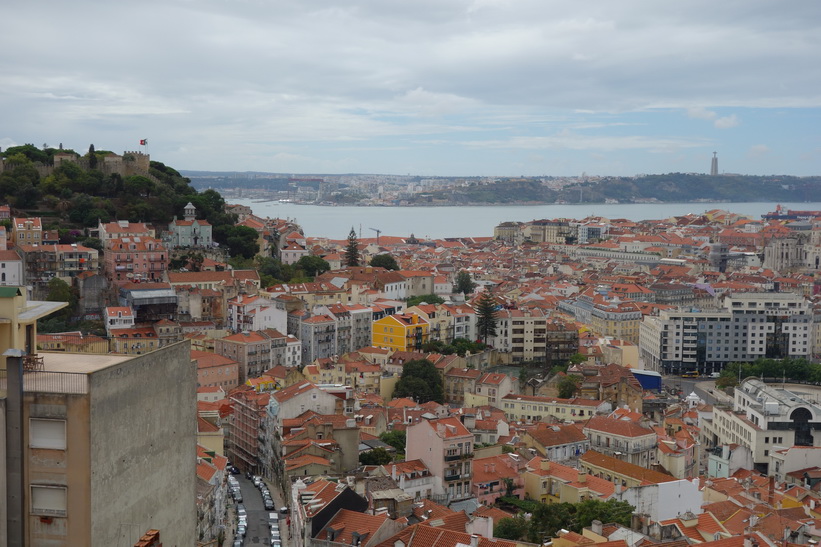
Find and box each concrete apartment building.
[312,303,373,355]
[489,308,549,363]
[406,417,474,503]
[640,292,814,375]
[215,328,295,382]
[300,314,338,365]
[18,244,99,294]
[701,377,821,473]
[0,287,195,545]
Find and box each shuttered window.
[29,419,66,450]
[31,485,67,517]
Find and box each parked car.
[230,465,241,475]
[279,506,289,514]
[269,512,279,523]
[264,498,275,510]
[233,540,243,547]
[238,524,247,537]
[272,541,281,547]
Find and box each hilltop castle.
[0,149,152,179]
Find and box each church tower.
[183,202,196,221]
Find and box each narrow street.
[232,475,272,546]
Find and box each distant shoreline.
[227,197,782,208]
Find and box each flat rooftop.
[40,351,132,374]
[1,352,134,396]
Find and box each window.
[30,419,66,450]
[31,485,67,517]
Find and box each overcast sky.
[2,1,820,177]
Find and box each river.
[229,200,821,240]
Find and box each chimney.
[577,472,587,484]
[592,520,603,536]
[470,535,479,547]
[540,459,550,472]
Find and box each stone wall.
[89,341,196,546]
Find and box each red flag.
[140,139,148,145]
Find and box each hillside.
[0,143,237,242]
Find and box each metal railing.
[0,369,89,395]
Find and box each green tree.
[214,225,259,259]
[392,359,444,403]
[494,515,529,541]
[370,253,399,270]
[573,499,634,530]
[450,338,486,357]
[454,270,476,296]
[295,255,330,278]
[569,353,587,365]
[88,144,98,169]
[359,447,393,466]
[344,227,360,267]
[407,294,445,307]
[557,375,582,399]
[379,430,406,453]
[475,290,498,344]
[528,502,575,543]
[45,278,77,320]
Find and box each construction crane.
[369,227,382,245]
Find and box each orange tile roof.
[580,450,676,484]
[375,523,517,547]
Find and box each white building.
[0,249,24,286]
[227,294,287,333]
[702,378,821,472]
[640,292,813,375]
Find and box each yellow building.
[372,313,430,352]
[500,393,607,423]
[0,286,67,366]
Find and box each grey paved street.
[236,475,271,546]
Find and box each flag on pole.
[140,139,148,145]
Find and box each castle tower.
[183,202,196,221]
[710,151,718,176]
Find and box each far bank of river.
[230,200,821,240]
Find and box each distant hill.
[407,173,821,205]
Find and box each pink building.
[192,349,240,390]
[105,236,168,285]
[406,417,474,502]
[472,453,526,506]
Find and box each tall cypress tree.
[475,290,498,344]
[88,143,97,169]
[345,227,360,267]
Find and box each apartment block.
[701,378,821,473]
[489,308,549,363]
[1,336,196,546]
[640,292,813,375]
[406,417,474,503]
